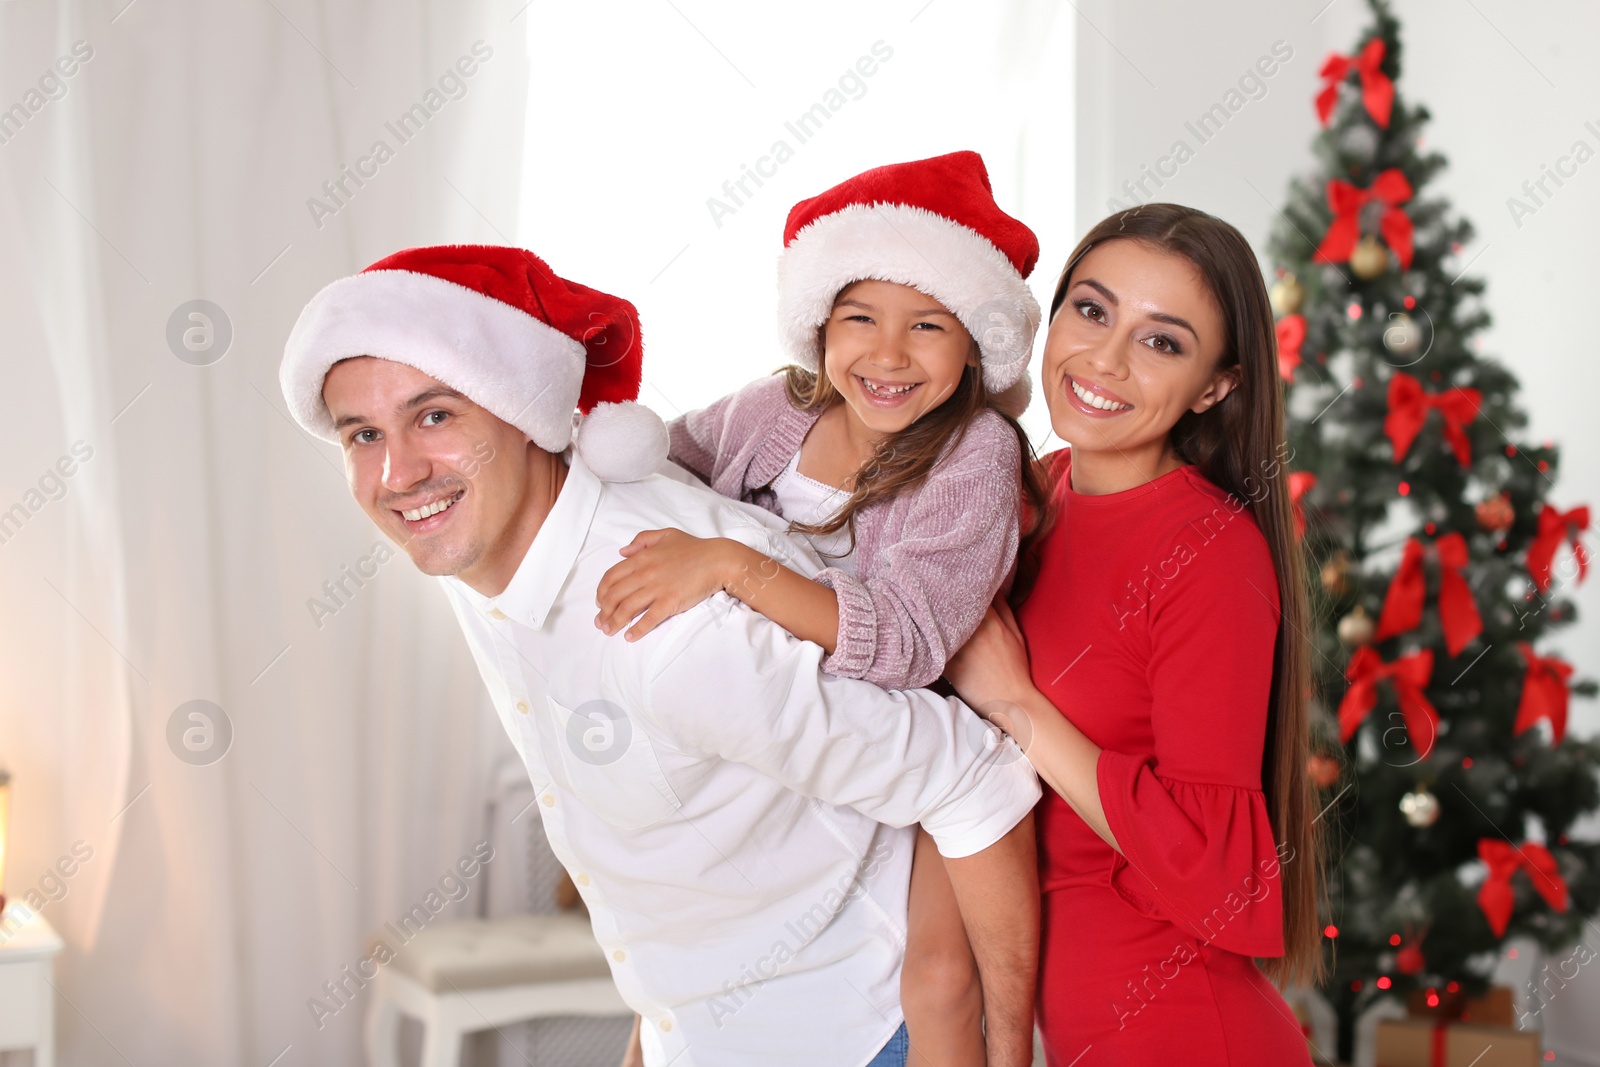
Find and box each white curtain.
[0,1,1081,1064]
[0,1,528,1064]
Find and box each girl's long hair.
[779,329,1050,564]
[1038,204,1324,986]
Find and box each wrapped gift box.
[1405,985,1515,1027]
[1375,1017,1540,1067]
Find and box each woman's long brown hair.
[1040,204,1324,986]
[778,332,1050,565]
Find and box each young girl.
[595,151,1051,1066]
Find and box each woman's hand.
[945,597,1041,719]
[595,528,740,641]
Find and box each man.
[280,244,1040,1067]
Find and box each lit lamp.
[0,768,10,915]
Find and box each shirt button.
[489,608,508,620]
[541,793,556,807]
[612,949,627,962]
[659,1017,673,1032]
[515,701,530,715]
[575,873,591,886]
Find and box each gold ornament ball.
[1337,605,1376,647]
[1270,274,1305,316]
[1383,311,1422,356]
[1399,784,1441,827]
[1349,235,1390,279]
[1320,552,1351,594]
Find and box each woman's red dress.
[1016,453,1313,1066]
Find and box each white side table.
[0,906,63,1067]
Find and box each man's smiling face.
[321,356,539,584]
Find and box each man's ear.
[1190,364,1241,414]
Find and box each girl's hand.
[595,528,739,641]
[945,597,1040,715]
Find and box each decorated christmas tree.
[1265,0,1599,1057]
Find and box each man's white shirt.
[440,450,1039,1067]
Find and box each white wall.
[1071,0,1600,1061]
[515,0,1076,452]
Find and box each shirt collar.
[445,448,601,631]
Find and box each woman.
[946,204,1323,1066]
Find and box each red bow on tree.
[1513,643,1575,745]
[1288,472,1316,540]
[1476,839,1568,937]
[1317,39,1394,128]
[1338,646,1438,756]
[1385,372,1481,467]
[1314,169,1415,270]
[1526,503,1590,593]
[1276,314,1306,382]
[1375,534,1483,656]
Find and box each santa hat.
[777,151,1041,416]
[279,244,667,481]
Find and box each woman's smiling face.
[1041,239,1237,487]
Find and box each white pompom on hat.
[279,244,667,481]
[777,151,1042,416]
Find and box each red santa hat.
[777,151,1041,415]
[279,244,667,481]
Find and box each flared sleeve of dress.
[1095,505,1288,958]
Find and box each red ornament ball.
[1308,755,1342,788]
[1476,492,1515,533]
[1397,944,1426,975]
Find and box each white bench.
[364,911,628,1067]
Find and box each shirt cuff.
[923,753,1042,860]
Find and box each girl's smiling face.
[1041,239,1237,490]
[821,278,977,439]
